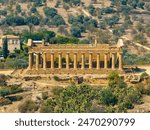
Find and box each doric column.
[36,52,40,70]
[51,53,54,69]
[28,52,33,70]
[97,53,100,69]
[118,52,123,70]
[104,53,108,69]
[58,53,62,69]
[74,53,77,69]
[66,53,69,69]
[81,53,85,69]
[112,53,115,69]
[89,53,92,69]
[43,52,46,70]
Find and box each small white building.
[0,35,20,53]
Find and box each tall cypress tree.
[2,37,8,59]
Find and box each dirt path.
[0,70,14,75]
[122,36,150,51]
[133,42,150,51]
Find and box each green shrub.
[99,88,117,106]
[0,74,8,86]
[146,85,150,95]
[42,92,48,100]
[10,85,23,94]
[127,87,142,104]
[0,88,10,97]
[108,71,127,88]
[53,76,59,81]
[7,95,23,102]
[52,87,64,95]
[40,98,56,113]
[18,100,39,113]
[136,83,146,94]
[0,98,12,106]
[120,98,134,109]
[140,72,149,80]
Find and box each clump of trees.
[0,15,40,26]
[22,29,56,42]
[63,0,81,6]
[40,84,97,113]
[43,7,65,27]
[68,15,98,37]
[49,35,79,44]
[97,71,142,112]
[111,0,146,9]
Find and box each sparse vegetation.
[18,100,39,113]
[0,98,12,106]
[0,85,23,97]
[39,72,144,113]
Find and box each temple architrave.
[26,39,124,75]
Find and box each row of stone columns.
[28,52,123,70]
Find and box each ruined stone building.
[26,39,123,75]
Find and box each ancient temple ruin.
[26,39,123,75]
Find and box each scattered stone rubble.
[124,74,141,83]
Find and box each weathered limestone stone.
[27,39,124,74]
